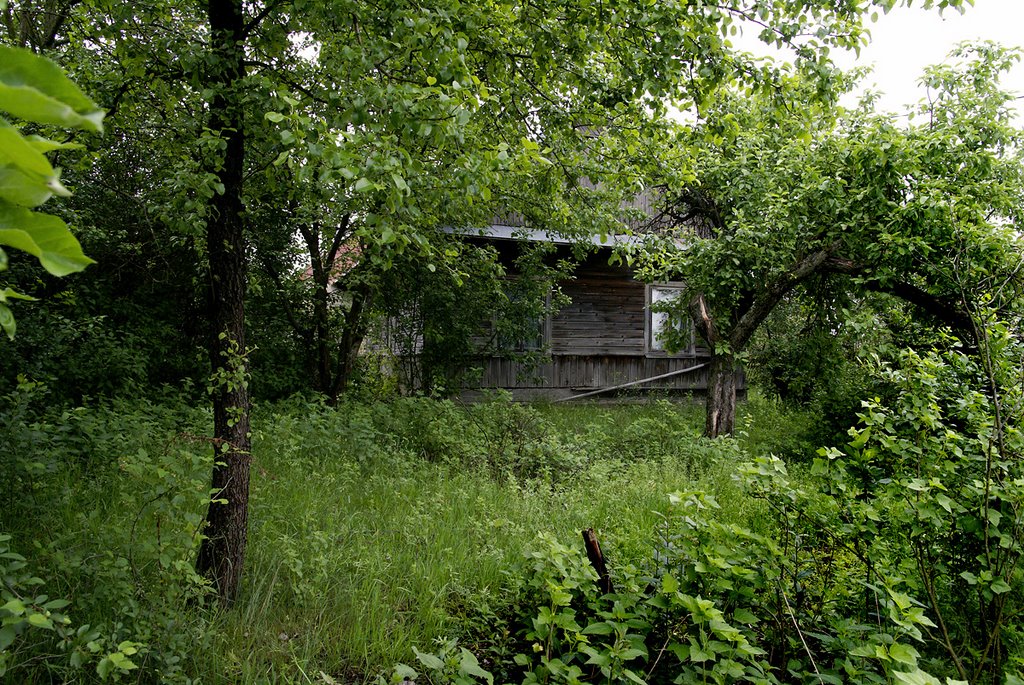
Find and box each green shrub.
[0,391,216,683]
[446,470,945,685]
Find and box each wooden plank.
[555,363,709,402]
[474,354,723,391]
[552,347,645,356]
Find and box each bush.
[399,475,940,685]
[0,391,215,683]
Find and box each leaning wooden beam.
[554,363,708,403]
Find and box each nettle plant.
[389,321,1024,685]
[491,486,951,685]
[0,533,143,682]
[402,494,941,685]
[813,323,1024,684]
[739,457,945,685]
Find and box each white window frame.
[645,283,694,356]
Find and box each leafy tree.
[370,238,572,395]
[195,0,931,602]
[247,0,973,413]
[10,0,975,602]
[639,42,1024,437]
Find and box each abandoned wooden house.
[451,221,744,401]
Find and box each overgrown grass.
[206,396,761,682]
[0,390,812,684]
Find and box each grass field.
[0,390,819,684]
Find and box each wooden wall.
[478,354,711,392]
[470,252,731,397]
[551,266,647,356]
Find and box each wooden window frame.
[496,287,551,353]
[645,283,695,357]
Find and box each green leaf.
[26,613,53,629]
[689,645,712,662]
[990,578,1012,594]
[459,648,493,685]
[732,608,759,624]
[0,165,60,207]
[0,204,94,275]
[354,177,374,193]
[0,626,15,651]
[1,599,25,616]
[107,651,137,669]
[668,642,689,662]
[0,123,57,177]
[581,647,611,668]
[413,646,445,671]
[115,641,138,656]
[893,668,942,685]
[97,657,112,680]
[0,46,104,132]
[0,288,35,302]
[394,663,418,680]
[850,645,875,658]
[889,643,920,665]
[623,668,647,685]
[25,135,82,155]
[582,621,616,635]
[0,302,14,339]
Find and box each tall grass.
[203,397,763,682]
[0,390,812,684]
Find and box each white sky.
[735,0,1024,117]
[838,0,1024,114]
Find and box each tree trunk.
[328,283,371,405]
[705,349,737,438]
[687,294,737,438]
[313,278,332,395]
[195,0,250,605]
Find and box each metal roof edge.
[443,224,641,247]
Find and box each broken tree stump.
[582,528,613,595]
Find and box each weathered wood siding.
[478,355,710,391]
[472,255,725,395]
[551,267,647,356]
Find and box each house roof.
[444,223,642,247]
[444,186,682,247]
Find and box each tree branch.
[242,0,288,38]
[325,213,354,276]
[688,293,721,347]
[824,256,975,339]
[732,246,836,349]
